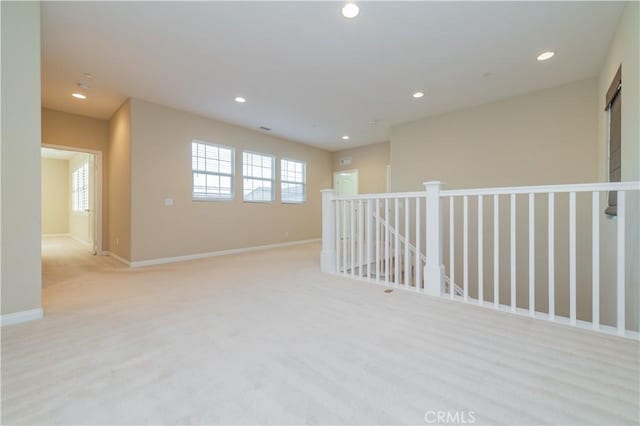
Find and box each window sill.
[192,197,234,203]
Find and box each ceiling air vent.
[259,126,271,131]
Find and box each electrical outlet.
[115,237,119,247]
[284,231,289,237]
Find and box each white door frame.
[42,144,103,255]
[334,169,359,195]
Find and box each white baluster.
[463,196,469,301]
[548,193,555,321]
[494,195,500,308]
[385,198,390,285]
[450,197,455,299]
[395,198,400,285]
[358,200,364,279]
[592,192,599,329]
[405,197,410,288]
[335,199,341,273]
[366,199,372,278]
[617,190,626,335]
[375,199,380,282]
[529,193,535,317]
[478,195,483,305]
[510,194,516,312]
[342,200,347,275]
[415,197,422,290]
[350,200,355,277]
[569,192,576,325]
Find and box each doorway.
[334,169,358,196]
[41,146,102,256]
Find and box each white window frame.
[242,151,275,203]
[191,140,235,201]
[72,161,89,213]
[280,158,307,204]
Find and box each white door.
[87,155,96,255]
[334,170,358,196]
[334,170,359,271]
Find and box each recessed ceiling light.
[235,97,246,103]
[413,91,424,98]
[72,93,87,100]
[342,3,359,19]
[342,135,350,140]
[537,51,555,61]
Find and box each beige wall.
[68,152,93,244]
[1,1,42,315]
[42,108,109,250]
[390,79,599,322]
[391,79,598,190]
[108,100,132,261]
[129,98,332,262]
[332,142,389,194]
[41,158,69,234]
[597,2,639,330]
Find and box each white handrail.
[374,212,461,295]
[331,181,640,201]
[441,181,640,196]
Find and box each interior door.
[86,155,96,255]
[334,171,359,270]
[334,170,358,196]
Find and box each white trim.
[70,234,91,247]
[191,140,236,201]
[42,143,103,255]
[1,308,43,326]
[42,233,70,237]
[104,251,131,266]
[130,238,320,268]
[280,158,307,203]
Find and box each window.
[243,151,274,202]
[72,162,89,212]
[192,141,234,200]
[281,159,306,203]
[605,65,621,216]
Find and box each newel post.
[320,189,337,274]
[423,181,445,296]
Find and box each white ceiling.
[41,1,624,151]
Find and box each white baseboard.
[1,308,43,326]
[70,235,91,247]
[42,233,70,238]
[103,251,131,266]
[130,238,321,268]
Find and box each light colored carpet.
[1,237,638,425]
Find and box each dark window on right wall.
[605,65,622,216]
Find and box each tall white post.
[423,181,445,296]
[320,189,338,273]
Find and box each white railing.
[320,181,640,339]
